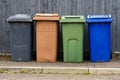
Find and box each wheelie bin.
[60,15,85,62]
[33,13,60,62]
[86,14,112,62]
[7,14,33,61]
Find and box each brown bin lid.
[33,13,60,21]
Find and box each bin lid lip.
[7,14,32,22]
[33,13,60,21]
[35,13,59,17]
[86,14,112,23]
[61,15,85,19]
[60,15,85,23]
[87,14,112,19]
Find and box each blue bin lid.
[86,14,112,23]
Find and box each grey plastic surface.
[9,23,32,62]
[7,14,32,22]
[8,14,33,61]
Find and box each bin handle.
[64,16,81,19]
[64,16,84,19]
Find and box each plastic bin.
[86,14,112,62]
[60,16,85,62]
[7,14,33,61]
[33,13,60,62]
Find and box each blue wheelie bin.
[86,14,112,62]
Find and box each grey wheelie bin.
[7,14,33,62]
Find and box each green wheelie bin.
[60,16,85,62]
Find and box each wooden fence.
[0,0,119,54]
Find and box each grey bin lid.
[7,14,32,22]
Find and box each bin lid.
[60,15,85,23]
[86,14,112,23]
[33,13,60,21]
[7,14,32,22]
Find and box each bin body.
[7,14,32,62]
[60,16,85,62]
[86,15,112,62]
[33,13,59,62]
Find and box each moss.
[0,69,4,73]
[20,69,29,73]
[9,71,16,74]
[83,70,89,75]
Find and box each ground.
[0,73,120,80]
[0,60,120,80]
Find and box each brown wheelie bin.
[33,13,60,62]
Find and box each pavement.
[1,73,120,80]
[0,59,120,75]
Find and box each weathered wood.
[0,0,8,53]
[93,0,105,14]
[105,0,116,52]
[0,0,119,53]
[116,0,120,51]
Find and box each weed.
[0,69,4,73]
[20,69,29,73]
[83,70,89,75]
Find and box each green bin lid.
[7,14,32,22]
[60,15,85,23]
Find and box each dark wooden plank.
[77,0,84,15]
[0,0,9,53]
[26,0,38,15]
[47,0,52,13]
[84,0,94,15]
[4,0,14,53]
[71,0,77,15]
[43,0,48,13]
[47,0,58,13]
[64,0,72,15]
[37,0,42,12]
[13,0,25,14]
[116,0,120,51]
[93,0,105,14]
[58,0,66,15]
[105,0,116,52]
[111,0,117,52]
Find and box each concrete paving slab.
[43,67,88,74]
